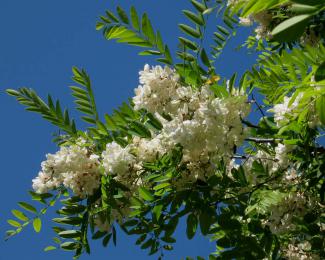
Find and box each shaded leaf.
[271,14,312,42]
[18,202,37,214]
[186,214,198,239]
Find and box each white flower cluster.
[270,93,319,128]
[101,64,250,188]
[101,142,142,189]
[102,142,136,177]
[252,11,273,40]
[265,192,313,234]
[133,64,179,114]
[32,141,101,198]
[284,242,320,260]
[134,65,249,181]
[232,143,294,185]
[227,1,272,39]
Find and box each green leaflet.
[71,67,99,126]
[179,24,201,38]
[44,246,57,252]
[6,88,77,136]
[139,187,155,202]
[315,61,325,82]
[186,214,198,239]
[18,202,37,214]
[271,14,312,42]
[316,95,325,125]
[182,10,205,26]
[130,6,140,31]
[11,210,28,222]
[33,218,42,233]
[97,6,172,66]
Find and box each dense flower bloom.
[284,242,320,260]
[131,65,250,184]
[270,92,320,128]
[102,142,136,176]
[271,94,302,126]
[265,192,314,234]
[133,64,179,114]
[32,142,100,197]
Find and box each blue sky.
[0,1,257,259]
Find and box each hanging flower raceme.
[32,139,101,198]
[130,65,250,183]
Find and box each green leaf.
[179,37,198,50]
[200,48,210,67]
[139,187,154,201]
[271,14,312,42]
[112,226,117,246]
[214,32,225,42]
[44,246,57,251]
[315,61,325,82]
[141,238,153,249]
[18,202,37,214]
[152,204,163,221]
[153,182,171,191]
[316,95,325,125]
[183,10,204,26]
[96,22,104,31]
[146,113,163,130]
[6,89,20,96]
[199,211,211,235]
[12,210,28,222]
[179,24,201,38]
[290,4,318,14]
[92,231,107,240]
[33,218,42,233]
[130,6,140,31]
[60,242,78,251]
[291,0,324,5]
[105,10,119,23]
[142,13,156,44]
[52,217,82,226]
[139,50,161,56]
[117,6,129,24]
[191,0,206,12]
[103,234,112,247]
[186,214,198,240]
[217,25,230,36]
[58,230,81,238]
[130,121,151,138]
[156,31,164,52]
[7,219,21,227]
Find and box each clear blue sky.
[0,1,257,259]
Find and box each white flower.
[255,25,270,40]
[239,16,253,26]
[274,143,293,170]
[102,142,136,176]
[270,92,320,128]
[133,64,179,114]
[271,93,302,126]
[32,143,101,197]
[284,242,320,260]
[132,135,166,162]
[265,192,314,235]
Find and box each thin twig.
[245,137,282,143]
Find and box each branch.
[245,137,282,143]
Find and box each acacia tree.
[5,0,325,259]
